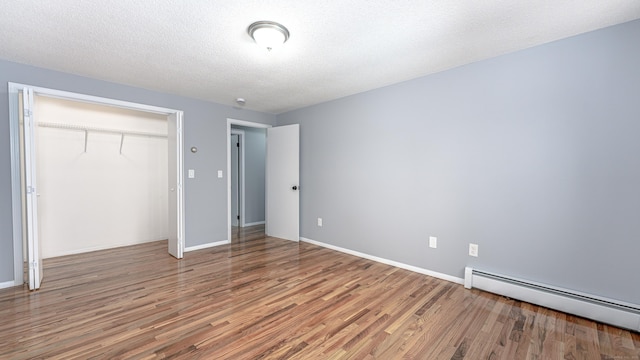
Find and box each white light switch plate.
[429,236,437,248]
[317,218,323,227]
[188,169,195,178]
[217,170,223,178]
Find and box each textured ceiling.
[1,1,639,114]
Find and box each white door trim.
[8,82,185,286]
[8,85,24,287]
[226,119,271,242]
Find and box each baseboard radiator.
[464,267,640,332]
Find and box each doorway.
[230,130,243,229]
[230,126,270,242]
[227,120,269,242]
[226,119,299,243]
[9,83,185,290]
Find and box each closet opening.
[32,96,169,257]
[9,83,184,290]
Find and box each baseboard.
[185,240,230,252]
[0,280,18,289]
[243,221,266,227]
[300,237,463,285]
[44,238,165,259]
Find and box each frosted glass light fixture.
[248,21,290,51]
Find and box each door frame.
[226,119,271,242]
[8,83,185,286]
[230,129,246,227]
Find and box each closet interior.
[29,96,169,259]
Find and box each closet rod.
[37,121,167,138]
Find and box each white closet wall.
[34,96,168,258]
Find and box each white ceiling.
[1,1,639,114]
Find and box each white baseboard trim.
[300,237,464,285]
[185,240,230,252]
[243,221,266,227]
[0,280,17,289]
[44,238,166,259]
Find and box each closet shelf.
[38,121,167,154]
[38,121,167,138]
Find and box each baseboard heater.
[464,267,640,332]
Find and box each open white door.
[167,112,184,258]
[266,124,299,241]
[23,88,43,290]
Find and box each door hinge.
[24,109,33,118]
[237,215,240,220]
[29,261,38,270]
[236,142,240,147]
[27,186,36,194]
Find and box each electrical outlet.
[469,243,479,257]
[429,236,437,248]
[317,218,323,227]
[188,169,195,178]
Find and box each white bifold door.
[22,88,44,290]
[266,124,300,241]
[167,112,184,259]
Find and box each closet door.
[167,112,184,259]
[23,88,43,290]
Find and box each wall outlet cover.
[429,236,437,248]
[317,218,323,227]
[469,243,479,257]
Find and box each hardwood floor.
[1,226,638,359]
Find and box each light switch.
[188,169,195,178]
[217,170,223,178]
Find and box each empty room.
[1,2,639,359]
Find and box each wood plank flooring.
[1,225,638,359]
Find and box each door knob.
[292,185,298,190]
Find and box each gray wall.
[240,126,266,224]
[277,20,640,305]
[0,59,276,283]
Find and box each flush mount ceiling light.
[248,21,290,51]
